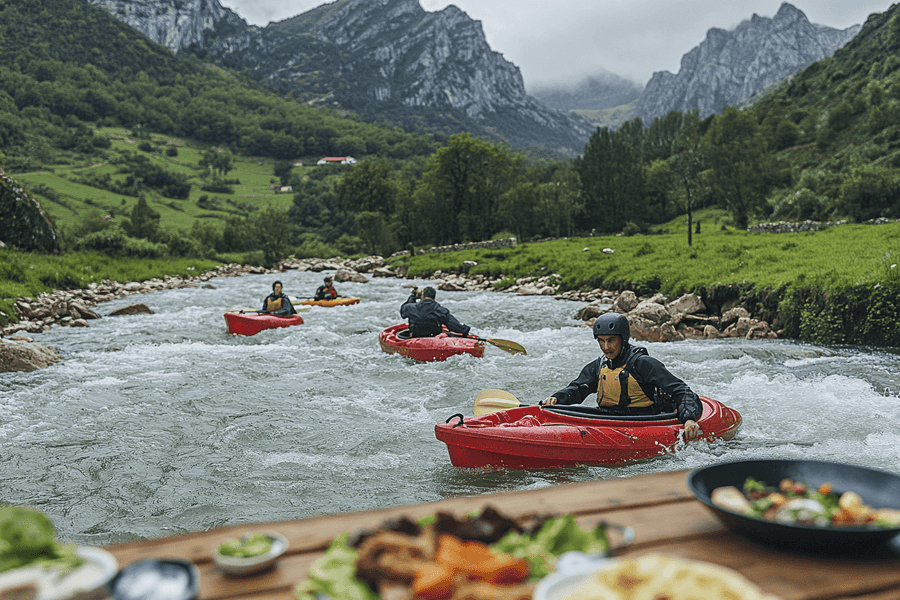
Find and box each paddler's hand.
[683,419,700,441]
[540,397,558,406]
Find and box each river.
[2,269,899,546]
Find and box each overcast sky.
[216,0,890,88]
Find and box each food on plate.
[563,554,779,600]
[217,533,273,558]
[0,505,83,574]
[295,505,612,600]
[710,477,900,527]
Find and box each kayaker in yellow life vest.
[541,312,702,440]
[260,280,296,316]
[314,276,338,301]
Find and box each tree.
[335,158,396,215]
[253,206,291,267]
[415,133,520,244]
[123,196,159,240]
[574,125,646,234]
[702,107,771,230]
[667,110,706,245]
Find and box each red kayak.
[224,312,304,336]
[434,396,741,468]
[378,323,485,362]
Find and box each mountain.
[529,72,644,111]
[634,2,860,124]
[88,0,592,156]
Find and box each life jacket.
[597,345,671,413]
[266,296,283,312]
[408,299,443,337]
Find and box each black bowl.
[108,559,200,600]
[687,459,900,553]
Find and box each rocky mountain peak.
[92,0,590,153]
[634,1,860,123]
[86,0,251,54]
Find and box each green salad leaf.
[0,505,83,575]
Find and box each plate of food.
[687,459,900,552]
[0,505,118,600]
[533,553,779,600]
[295,505,634,600]
[212,531,288,576]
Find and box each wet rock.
[704,325,721,339]
[630,300,670,325]
[372,266,397,278]
[611,290,639,313]
[109,304,153,316]
[723,316,752,338]
[665,293,706,317]
[334,268,369,283]
[0,338,60,372]
[721,306,750,329]
[577,305,603,321]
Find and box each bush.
[165,146,178,157]
[73,228,169,258]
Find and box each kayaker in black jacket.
[260,281,296,316]
[542,312,702,440]
[400,286,472,338]
[313,276,338,301]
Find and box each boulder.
[611,290,639,313]
[629,317,684,342]
[703,325,721,339]
[577,305,603,321]
[721,306,750,328]
[723,316,751,338]
[334,268,369,283]
[69,299,101,320]
[109,304,153,316]
[0,338,61,372]
[665,293,706,317]
[372,266,397,278]
[629,300,671,325]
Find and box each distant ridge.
[634,2,860,123]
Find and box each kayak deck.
[298,297,361,307]
[224,312,304,336]
[378,323,485,362]
[434,397,741,468]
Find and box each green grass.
[9,127,312,236]
[397,222,900,296]
[0,249,221,322]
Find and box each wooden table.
[102,469,900,600]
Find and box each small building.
[316,156,357,165]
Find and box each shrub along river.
[2,269,900,546]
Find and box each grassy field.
[0,249,222,321]
[10,127,313,235]
[397,220,900,296]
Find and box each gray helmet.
[592,312,629,343]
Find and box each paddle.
[446,332,527,355]
[479,337,527,355]
[473,389,532,416]
[225,307,311,313]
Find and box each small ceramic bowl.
[212,531,288,576]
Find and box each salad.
[0,505,83,575]
[295,506,612,600]
[711,477,900,528]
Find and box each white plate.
[532,552,612,600]
[0,546,118,600]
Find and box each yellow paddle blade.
[484,338,527,355]
[475,389,519,402]
[474,389,522,416]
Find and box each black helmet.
[592,312,629,343]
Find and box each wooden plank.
[103,469,695,567]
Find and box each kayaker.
[314,276,338,301]
[400,286,472,338]
[541,312,702,440]
[259,281,297,315]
